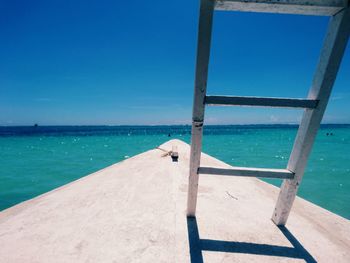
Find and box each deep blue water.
[0,124,349,219]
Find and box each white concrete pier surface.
[0,139,349,262]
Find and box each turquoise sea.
[0,125,349,219]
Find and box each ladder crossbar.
[215,0,347,16]
[205,95,318,109]
[199,166,294,179]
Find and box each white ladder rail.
[272,7,350,225]
[187,0,215,217]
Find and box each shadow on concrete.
[187,217,316,263]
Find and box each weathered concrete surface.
[0,139,349,262]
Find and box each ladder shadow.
[186,217,317,263]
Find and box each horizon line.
[1,123,350,127]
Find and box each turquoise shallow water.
[0,125,349,219]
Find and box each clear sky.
[0,0,349,125]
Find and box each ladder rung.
[205,95,318,109]
[198,166,295,179]
[214,0,347,16]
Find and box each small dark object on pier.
[171,146,178,162]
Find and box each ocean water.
[0,125,349,219]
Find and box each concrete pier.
[0,139,349,262]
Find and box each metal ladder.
[187,0,350,226]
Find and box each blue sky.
[0,0,349,125]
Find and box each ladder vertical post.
[187,0,215,217]
[272,7,350,226]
